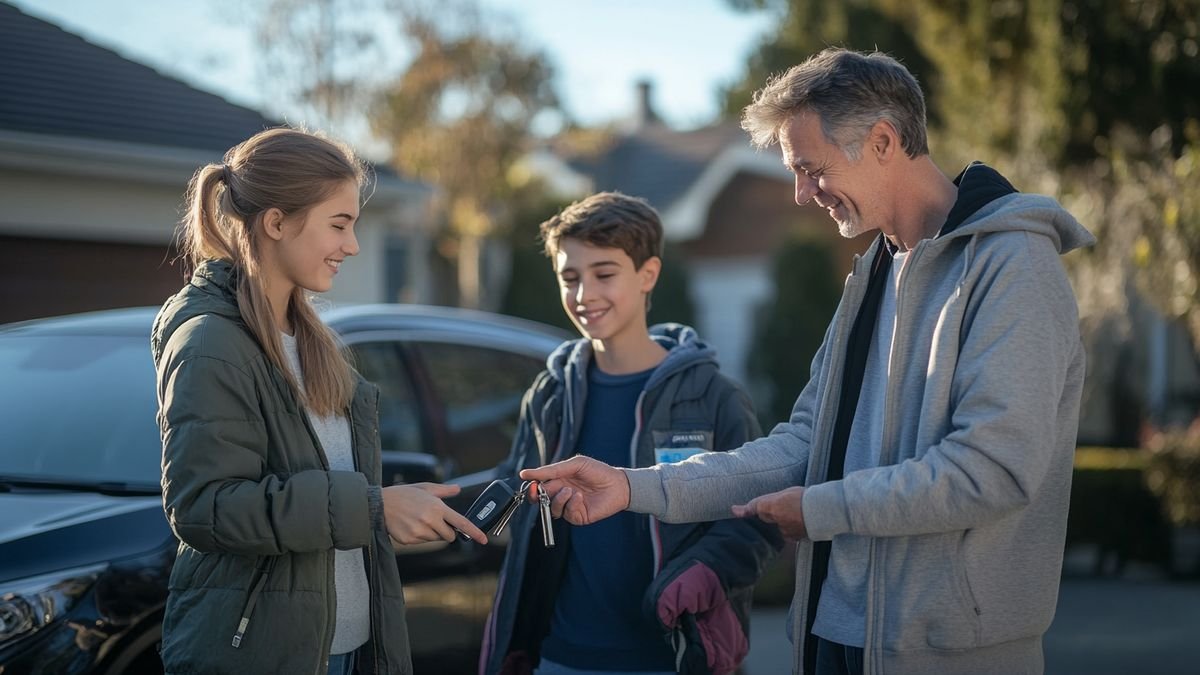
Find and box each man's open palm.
[520,456,630,525]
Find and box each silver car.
[0,304,568,674]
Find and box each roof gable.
[564,123,747,211]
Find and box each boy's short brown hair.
[540,191,664,268]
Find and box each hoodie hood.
[542,322,718,392]
[937,162,1095,254]
[539,323,721,465]
[150,259,244,363]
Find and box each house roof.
[0,2,423,196]
[0,2,279,152]
[563,122,748,212]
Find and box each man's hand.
[731,486,808,541]
[519,456,630,526]
[381,482,488,545]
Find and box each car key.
[489,481,529,537]
[457,478,521,541]
[536,482,555,548]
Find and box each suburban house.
[0,2,432,326]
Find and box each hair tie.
[221,164,233,184]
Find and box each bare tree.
[239,0,561,307]
[372,0,560,308]
[247,0,397,141]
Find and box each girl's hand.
[381,482,487,545]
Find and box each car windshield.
[0,334,162,488]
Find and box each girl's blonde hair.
[180,127,366,416]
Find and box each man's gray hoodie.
[625,164,1095,674]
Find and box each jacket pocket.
[925,534,982,650]
[231,557,272,648]
[879,533,980,651]
[951,531,982,625]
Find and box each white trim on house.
[661,143,790,241]
[518,149,593,198]
[0,129,219,186]
[0,129,427,200]
[687,255,774,386]
[0,129,433,305]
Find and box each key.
[537,482,556,548]
[490,481,529,537]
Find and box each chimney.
[634,79,662,129]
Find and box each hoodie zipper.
[628,390,666,574]
[791,250,871,662]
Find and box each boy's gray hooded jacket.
[625,164,1095,674]
[480,324,782,675]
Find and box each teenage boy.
[479,192,781,675]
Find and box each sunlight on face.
[553,238,654,343]
[275,180,361,294]
[780,113,875,239]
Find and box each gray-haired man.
[525,48,1093,675]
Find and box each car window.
[413,342,545,477]
[0,335,161,486]
[350,341,425,455]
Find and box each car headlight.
[0,563,107,647]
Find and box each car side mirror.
[380,450,447,486]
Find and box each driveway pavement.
[743,577,1200,674]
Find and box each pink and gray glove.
[655,562,749,675]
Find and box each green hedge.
[1144,430,1200,526]
[1067,447,1172,575]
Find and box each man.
[523,48,1094,675]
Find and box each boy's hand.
[520,456,629,526]
[381,482,488,545]
[732,486,808,540]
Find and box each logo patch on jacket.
[652,429,714,464]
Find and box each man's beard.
[837,213,866,239]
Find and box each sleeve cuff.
[803,480,852,541]
[624,467,668,517]
[367,485,384,533]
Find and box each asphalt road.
[743,577,1200,675]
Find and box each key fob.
[458,478,520,540]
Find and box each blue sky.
[12,0,776,134]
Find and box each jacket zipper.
[864,244,923,675]
[484,396,562,673]
[367,389,382,674]
[628,390,665,574]
[367,538,380,674]
[313,391,363,673]
[231,557,272,648]
[346,389,383,674]
[792,251,871,662]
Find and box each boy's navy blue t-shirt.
[539,362,675,672]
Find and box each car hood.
[0,492,172,584]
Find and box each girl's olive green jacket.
[151,260,411,674]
